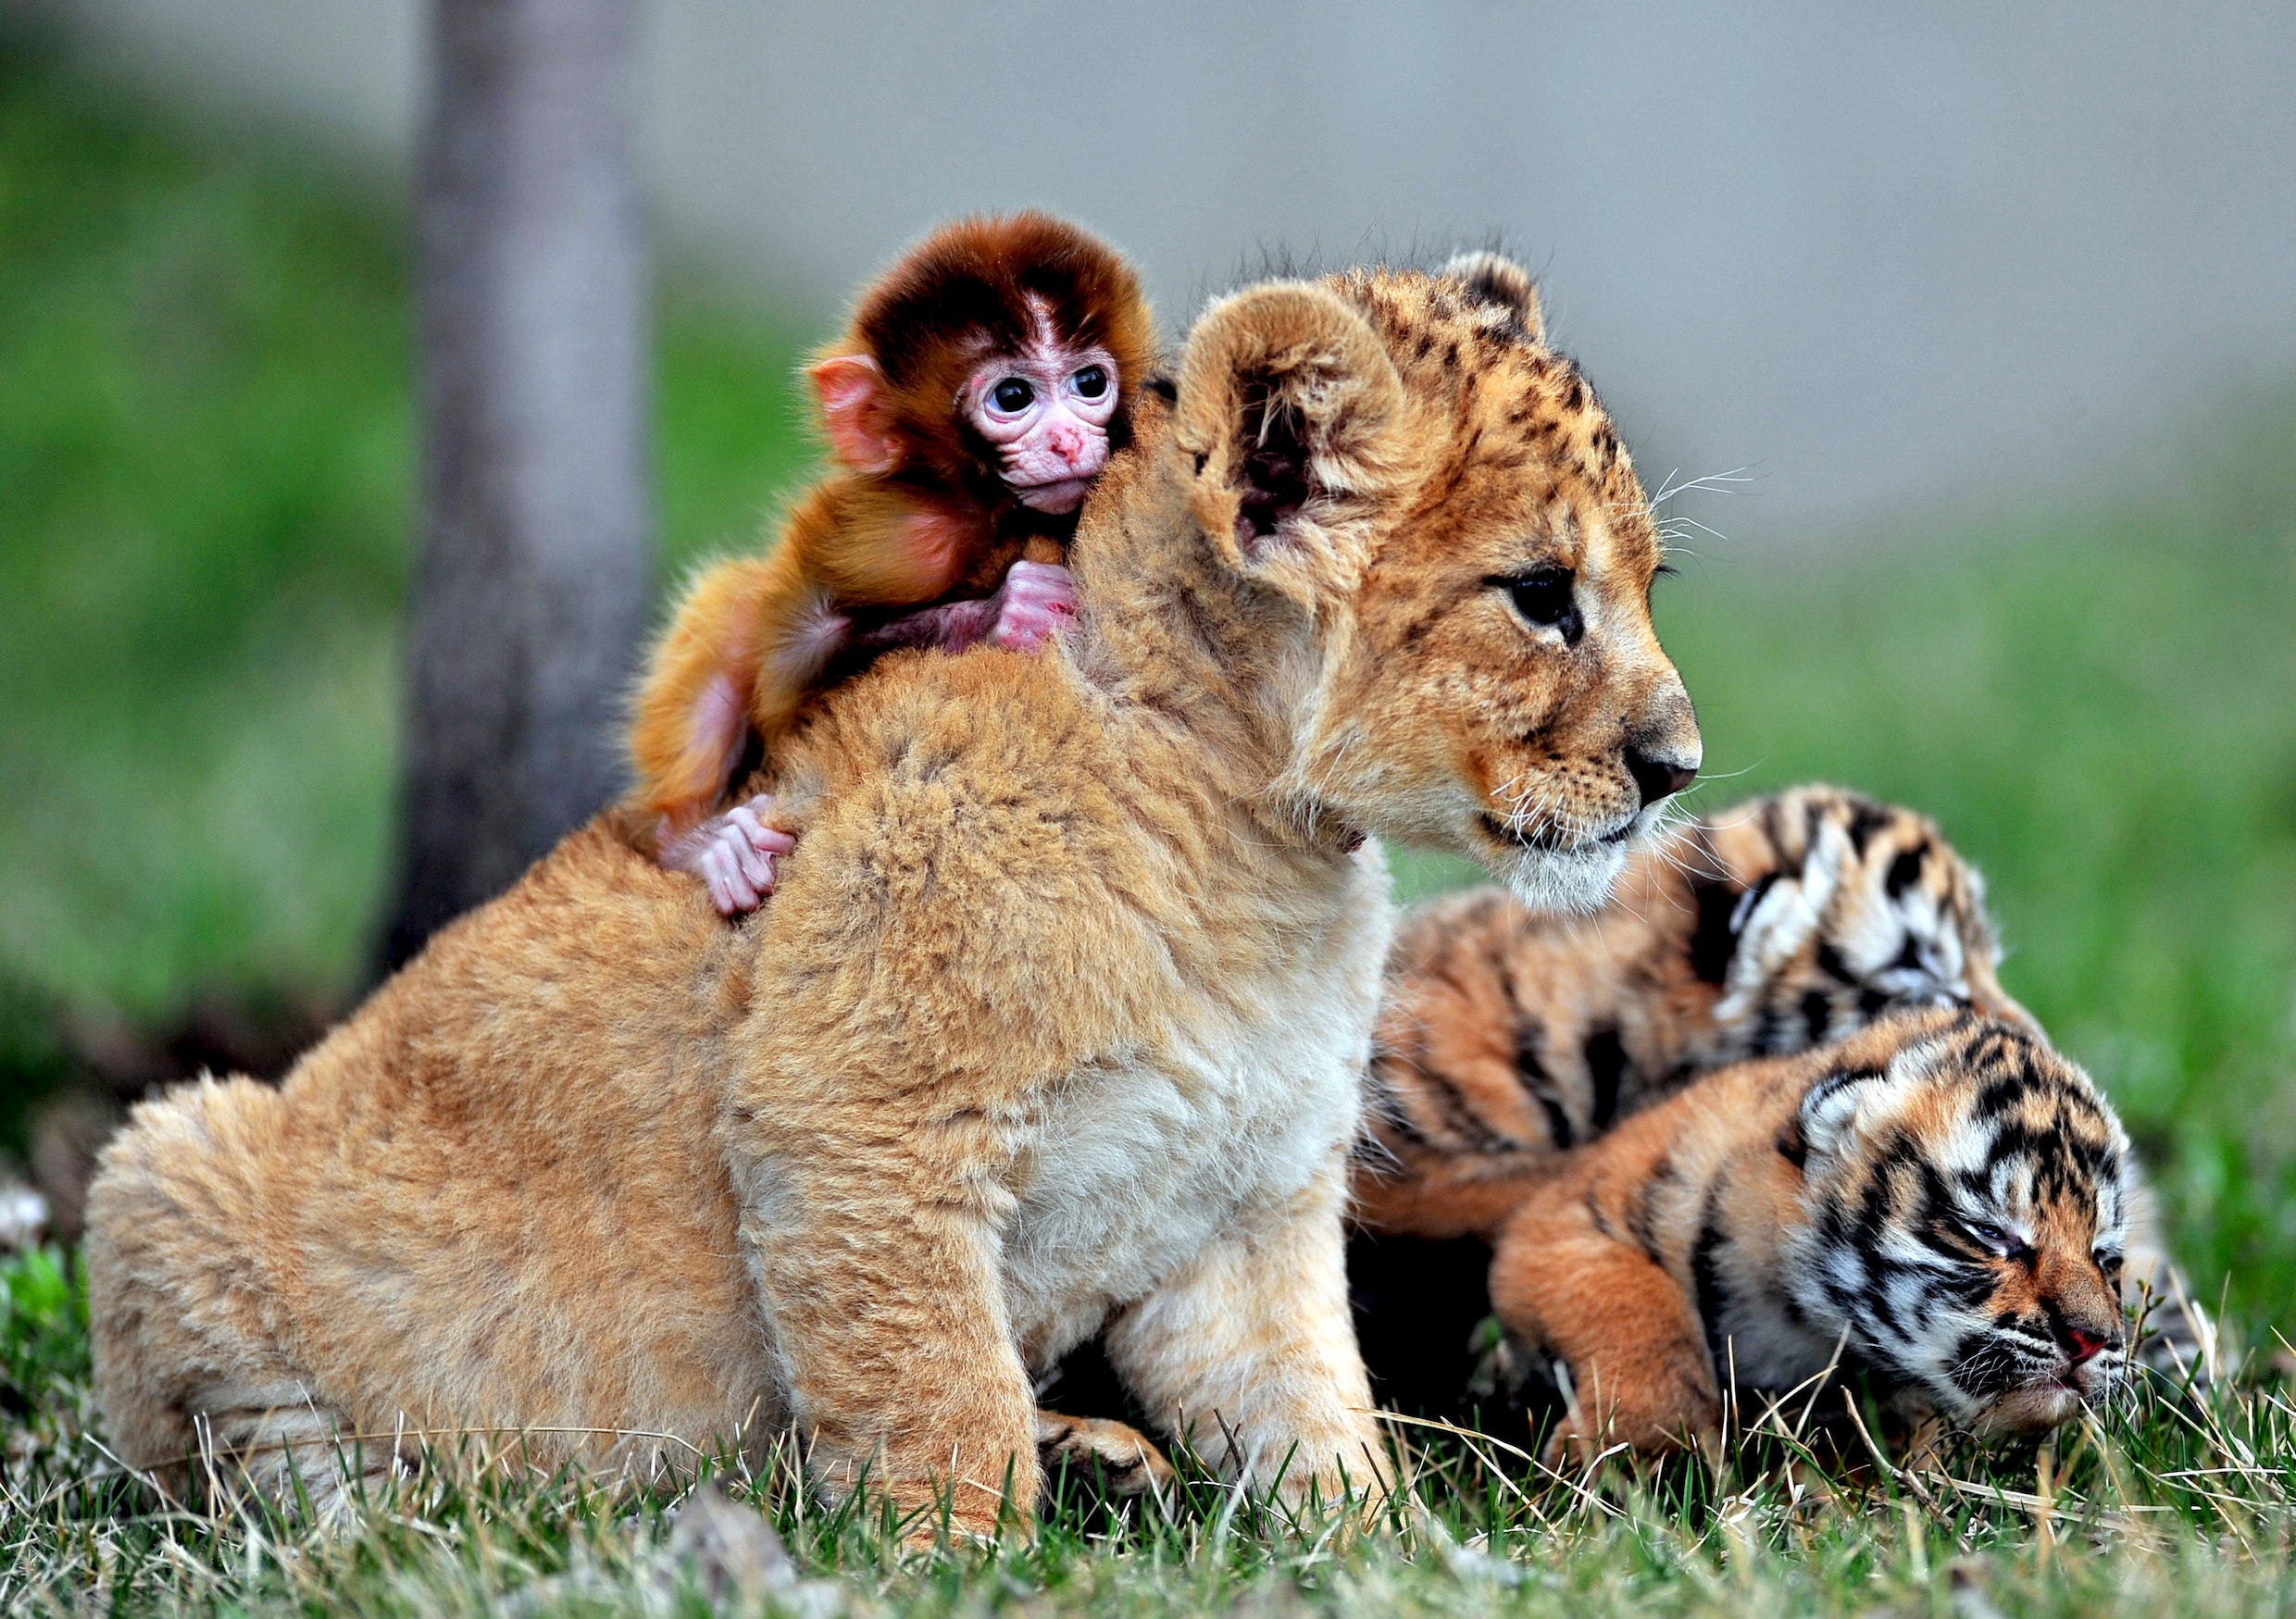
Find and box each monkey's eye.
[1071,365,1109,399]
[991,379,1035,414]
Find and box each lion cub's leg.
[1488,1189,1719,1458]
[85,1078,396,1515]
[191,1395,402,1525]
[731,1124,1040,1541]
[1103,1154,1389,1515]
[1034,1410,1174,1496]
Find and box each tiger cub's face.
[1789,1013,2130,1433]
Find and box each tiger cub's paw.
[1541,1364,1721,1468]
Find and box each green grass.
[4,1248,2294,1614]
[3,34,2294,1615]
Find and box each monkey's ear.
[809,355,903,475]
[1173,282,1406,574]
[1441,251,1542,343]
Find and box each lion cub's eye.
[1500,567,1582,643]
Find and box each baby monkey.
[629,213,1157,912]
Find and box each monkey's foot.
[985,560,1078,652]
[1034,1411,1175,1497]
[656,795,796,916]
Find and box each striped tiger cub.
[1491,1006,2132,1452]
[1357,784,2021,1239]
[1351,784,2210,1399]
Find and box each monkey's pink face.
[962,337,1121,513]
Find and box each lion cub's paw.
[1034,1410,1175,1496]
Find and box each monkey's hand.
[655,795,796,916]
[853,560,1079,657]
[982,559,1078,652]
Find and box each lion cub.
[86,252,1700,1535]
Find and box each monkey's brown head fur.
[1097,254,1699,912]
[829,212,1158,508]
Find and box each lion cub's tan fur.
[86,257,1698,1536]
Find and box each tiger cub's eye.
[1964,1220,2028,1260]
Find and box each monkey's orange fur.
[630,486,981,818]
[85,257,1698,1538]
[628,214,1158,829]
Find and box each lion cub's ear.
[1442,251,1542,343]
[1173,282,1408,575]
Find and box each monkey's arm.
[629,547,817,828]
[732,485,989,749]
[630,480,963,834]
[852,559,1078,656]
[662,557,1078,918]
[638,484,1069,917]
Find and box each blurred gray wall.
[48,0,2296,538]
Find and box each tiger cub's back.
[1350,783,2214,1407]
[1355,784,2017,1240]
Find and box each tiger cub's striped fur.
[1356,785,2019,1239]
[1353,784,2211,1383]
[1491,1008,2129,1451]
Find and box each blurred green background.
[2,44,2291,1330]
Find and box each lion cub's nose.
[1625,745,1698,810]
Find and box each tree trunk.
[381,0,651,972]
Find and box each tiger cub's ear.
[1441,251,1543,343]
[1797,1062,1903,1163]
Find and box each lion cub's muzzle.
[1625,743,1698,811]
[1627,666,1703,809]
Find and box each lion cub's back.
[86,818,779,1470]
[757,644,1231,1090]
